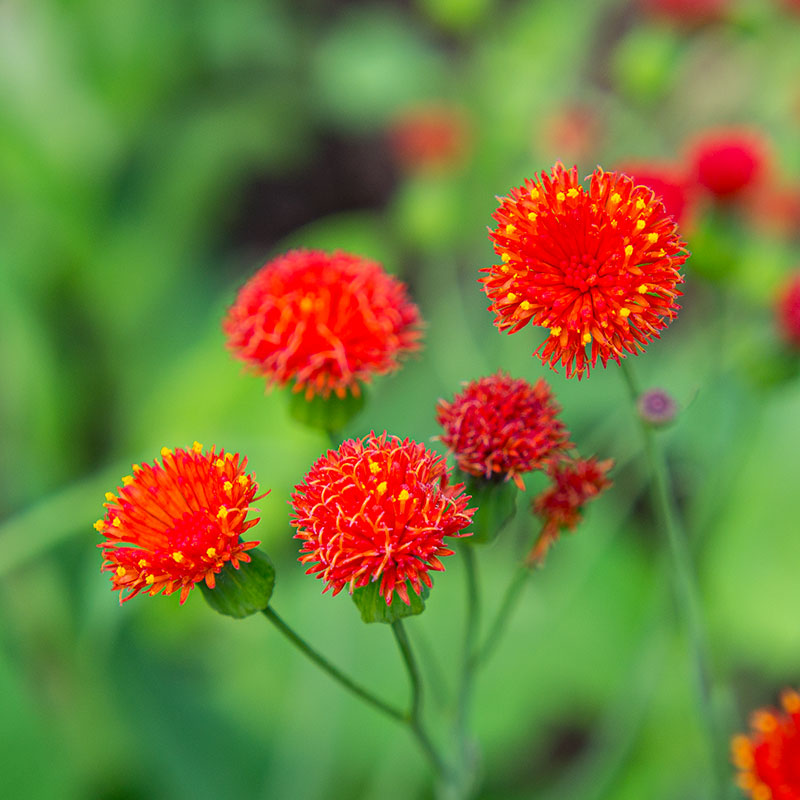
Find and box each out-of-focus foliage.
[2,0,800,798]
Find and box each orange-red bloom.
[777,272,800,348]
[615,160,695,229]
[528,455,613,565]
[388,103,470,174]
[436,371,571,489]
[732,689,800,800]
[224,249,423,399]
[96,443,262,604]
[291,432,474,605]
[481,163,687,378]
[689,128,769,200]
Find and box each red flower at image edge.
[291,432,474,605]
[639,0,729,25]
[615,160,695,229]
[436,371,571,489]
[481,163,687,378]
[689,128,769,200]
[224,249,423,399]
[777,272,800,348]
[528,455,613,565]
[96,443,263,604]
[732,689,800,800]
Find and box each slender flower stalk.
[619,360,727,797]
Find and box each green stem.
[391,620,449,779]
[619,360,727,797]
[474,564,529,668]
[262,607,404,722]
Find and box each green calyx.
[352,580,430,624]
[200,548,275,619]
[462,474,518,545]
[287,385,366,433]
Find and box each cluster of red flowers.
[224,249,422,400]
[482,163,687,378]
[528,456,614,565]
[733,689,800,800]
[96,443,262,604]
[436,371,571,489]
[290,432,474,605]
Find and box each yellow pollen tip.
[520,300,531,311]
[783,690,800,713]
[132,464,141,472]
[172,552,184,563]
[530,188,539,200]
[225,452,234,461]
[160,447,172,457]
[93,520,105,531]
[368,461,381,475]
[138,559,147,568]
[610,192,621,204]
[624,245,633,257]
[506,292,518,302]
[567,188,579,198]
[116,566,126,577]
[299,297,313,313]
[207,547,217,558]
[610,219,618,228]
[237,475,249,485]
[550,326,562,336]
[105,492,116,503]
[217,506,229,519]
[636,219,646,230]
[501,252,511,263]
[648,232,658,243]
[638,284,648,294]
[582,333,592,344]
[505,224,516,234]
[192,441,203,453]
[376,481,388,495]
[122,475,134,486]
[527,212,537,221]
[215,458,225,468]
[556,192,565,202]
[620,308,631,318]
[636,198,646,210]
[500,265,510,274]
[398,489,410,502]
[223,481,233,492]
[145,575,155,585]
[112,518,121,527]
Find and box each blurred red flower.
[639,0,729,25]
[616,160,696,229]
[528,455,613,565]
[96,443,262,604]
[387,104,470,173]
[224,249,423,399]
[732,689,800,800]
[436,371,571,489]
[291,432,474,605]
[777,272,800,348]
[481,163,687,379]
[688,128,769,200]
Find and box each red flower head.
[615,160,696,229]
[528,455,613,565]
[224,249,423,400]
[291,432,474,605]
[639,0,729,25]
[388,103,470,174]
[436,371,571,490]
[732,689,800,800]
[777,272,800,348]
[481,163,687,379]
[688,128,769,200]
[96,443,263,604]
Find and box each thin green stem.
[391,619,449,779]
[262,607,404,722]
[474,564,529,668]
[619,360,728,797]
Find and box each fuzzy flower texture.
[733,689,800,800]
[291,432,474,605]
[224,249,422,400]
[96,443,262,604]
[481,163,687,378]
[436,371,571,489]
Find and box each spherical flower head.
[637,387,678,427]
[224,249,423,400]
[290,432,474,605]
[689,128,769,200]
[481,163,687,379]
[436,371,572,490]
[615,161,695,229]
[387,103,470,174]
[528,455,613,565]
[96,443,262,604]
[777,272,800,348]
[732,689,800,800]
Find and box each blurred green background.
[2,0,800,798]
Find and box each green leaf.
[351,580,429,624]
[287,385,366,433]
[462,474,518,545]
[200,548,275,619]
